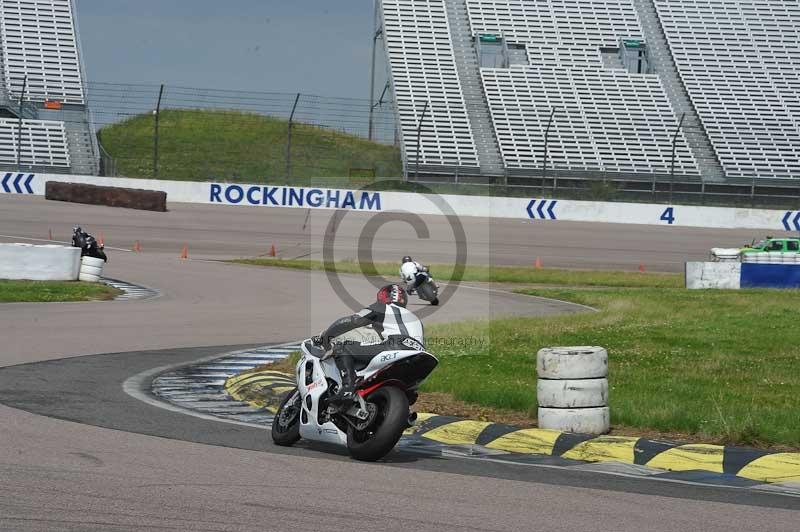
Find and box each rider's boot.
[328,355,356,407]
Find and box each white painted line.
[0,234,131,252]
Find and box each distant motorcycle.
[413,271,439,306]
[271,337,438,461]
[400,260,439,306]
[71,226,107,262]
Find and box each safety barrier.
[78,256,105,282]
[45,181,167,212]
[685,262,742,289]
[537,346,610,435]
[5,172,800,231]
[0,243,80,281]
[686,261,800,289]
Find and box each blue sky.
[75,0,381,98]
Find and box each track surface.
[1,195,798,530]
[2,195,792,271]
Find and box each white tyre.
[538,406,610,435]
[537,378,608,408]
[78,272,100,283]
[81,256,105,268]
[80,264,103,277]
[537,346,608,379]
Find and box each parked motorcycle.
[71,226,107,262]
[271,337,438,461]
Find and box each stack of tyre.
[78,256,105,282]
[537,346,609,434]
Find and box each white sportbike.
[271,337,438,461]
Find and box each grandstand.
[0,0,98,175]
[379,0,800,185]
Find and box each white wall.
[0,243,81,281]
[4,172,797,232]
[685,262,741,289]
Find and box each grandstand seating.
[654,1,800,178]
[0,0,97,174]
[382,0,479,168]
[0,117,70,167]
[465,0,642,48]
[481,68,698,174]
[466,0,699,175]
[380,0,800,181]
[0,0,85,104]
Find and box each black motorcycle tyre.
[417,281,438,305]
[346,386,409,461]
[271,388,301,446]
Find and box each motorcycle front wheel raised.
[346,386,409,462]
[271,388,301,446]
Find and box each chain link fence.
[88,82,402,184]
[2,80,794,207]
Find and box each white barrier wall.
[4,171,800,232]
[0,243,81,281]
[685,262,741,289]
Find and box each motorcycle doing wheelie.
[271,337,438,461]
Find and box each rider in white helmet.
[400,255,428,295]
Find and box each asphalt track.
[1,195,798,530]
[2,195,793,271]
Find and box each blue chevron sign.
[1,173,34,194]
[782,211,800,232]
[526,199,558,220]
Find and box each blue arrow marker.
[12,173,24,193]
[1,173,11,193]
[536,200,546,219]
[547,200,557,220]
[23,174,33,193]
[783,211,793,231]
[526,199,536,219]
[794,212,800,232]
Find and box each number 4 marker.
[660,207,675,225]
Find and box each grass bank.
[98,109,402,182]
[0,280,121,303]
[233,258,682,288]
[424,286,800,449]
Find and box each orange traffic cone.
[638,263,646,273]
[180,245,188,259]
[269,243,277,258]
[133,240,141,252]
[534,257,542,269]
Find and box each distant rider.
[313,284,424,406]
[399,256,429,295]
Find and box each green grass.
[233,258,682,288]
[0,280,121,303]
[423,286,800,448]
[98,109,402,183]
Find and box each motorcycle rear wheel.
[271,388,301,446]
[346,386,409,461]
[417,281,435,302]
